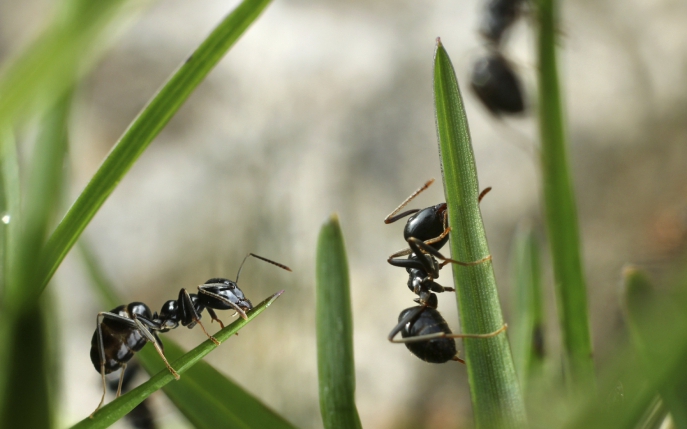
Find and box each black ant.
[384,180,505,362]
[471,0,527,116]
[89,253,291,416]
[389,293,507,363]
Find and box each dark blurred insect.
[106,362,156,429]
[479,0,526,46]
[389,292,507,363]
[470,52,525,115]
[89,253,291,416]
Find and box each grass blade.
[0,93,72,428]
[510,224,545,393]
[316,214,363,429]
[139,339,300,429]
[39,0,273,293]
[535,0,594,390]
[0,0,132,125]
[72,291,284,429]
[433,39,526,429]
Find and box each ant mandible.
[89,253,291,416]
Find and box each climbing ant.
[89,253,291,416]
[389,292,507,363]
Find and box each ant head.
[202,278,253,312]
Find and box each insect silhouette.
[89,253,291,416]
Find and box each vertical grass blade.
[0,93,72,429]
[510,224,545,392]
[433,39,526,429]
[39,0,273,294]
[535,0,594,390]
[623,266,687,428]
[316,214,363,429]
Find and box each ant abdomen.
[399,306,457,364]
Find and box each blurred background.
[2,0,687,427]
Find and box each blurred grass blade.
[433,39,526,429]
[0,93,72,429]
[0,0,133,125]
[71,291,284,429]
[79,241,297,429]
[510,224,545,392]
[316,214,363,429]
[535,0,594,391]
[39,0,273,293]
[139,339,300,429]
[623,266,687,428]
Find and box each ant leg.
[478,186,492,203]
[131,316,181,379]
[408,237,492,267]
[206,308,225,329]
[116,364,127,397]
[392,323,508,344]
[90,311,114,417]
[181,289,220,345]
[388,306,425,342]
[384,179,434,224]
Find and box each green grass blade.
[433,39,527,429]
[39,0,273,293]
[623,266,687,428]
[0,93,72,428]
[510,224,545,392]
[316,214,363,429]
[139,339,300,429]
[0,0,132,125]
[535,0,594,390]
[72,291,284,429]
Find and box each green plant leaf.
[0,0,133,126]
[316,214,363,429]
[71,291,284,429]
[433,39,526,429]
[0,92,72,428]
[535,0,594,391]
[510,224,545,393]
[139,339,300,429]
[39,0,273,295]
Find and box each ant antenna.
[235,253,292,285]
[384,179,435,224]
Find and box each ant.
[471,0,527,116]
[89,253,291,416]
[389,293,507,363]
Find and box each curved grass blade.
[433,39,526,429]
[139,339,300,429]
[0,0,133,125]
[535,0,594,391]
[39,0,273,294]
[71,291,284,429]
[316,214,363,429]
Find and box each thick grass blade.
[72,291,284,429]
[510,224,545,392]
[623,266,687,428]
[0,93,72,428]
[315,214,363,429]
[139,339,300,429]
[0,0,133,125]
[433,39,526,429]
[535,0,594,391]
[39,0,273,294]
[79,242,297,429]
